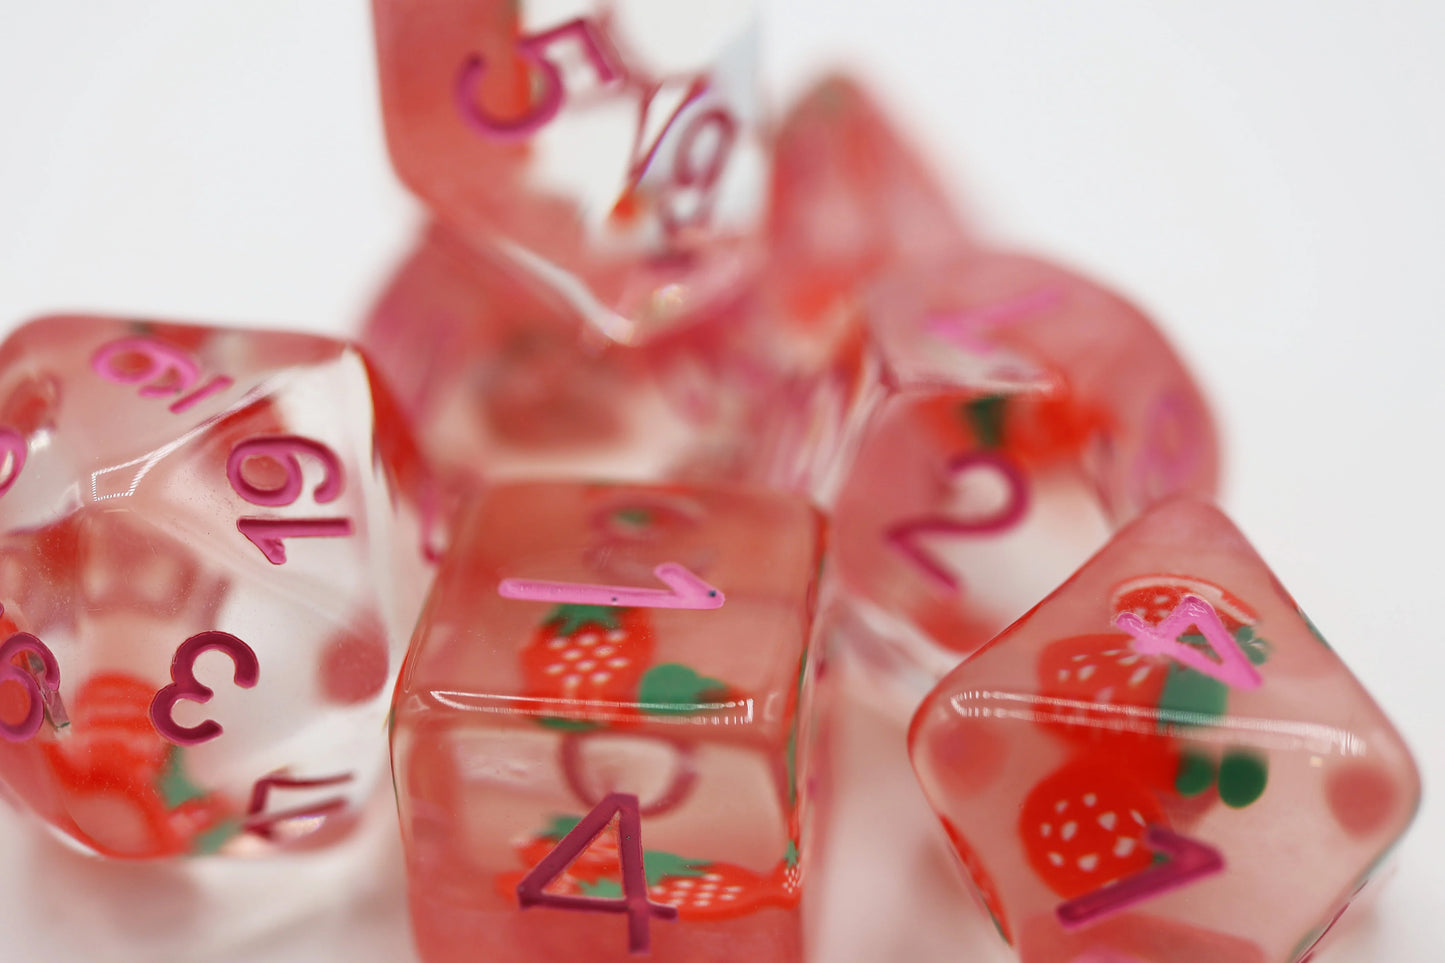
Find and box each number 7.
[244,771,355,839]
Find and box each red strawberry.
[939,816,1013,944]
[1110,574,1256,632]
[647,854,800,921]
[1018,759,1167,899]
[1035,632,1178,789]
[521,605,655,710]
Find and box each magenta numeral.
[245,771,355,838]
[517,792,677,954]
[169,375,234,413]
[0,427,26,499]
[150,630,259,745]
[227,435,346,507]
[455,17,623,141]
[237,517,354,566]
[92,336,200,396]
[0,629,61,742]
[499,562,724,610]
[1056,826,1223,930]
[1114,594,1262,690]
[620,80,739,239]
[886,450,1030,591]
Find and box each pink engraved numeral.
[149,630,260,746]
[620,81,739,239]
[498,562,724,610]
[1114,594,1262,690]
[0,628,61,742]
[516,792,677,954]
[228,435,353,565]
[91,336,233,412]
[1055,826,1223,930]
[245,771,355,838]
[886,450,1030,591]
[926,286,1065,355]
[0,426,26,498]
[455,17,623,140]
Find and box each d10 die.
[830,251,1219,704]
[391,481,823,962]
[908,497,1420,962]
[372,0,767,336]
[0,316,432,858]
[360,222,838,495]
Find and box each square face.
[909,498,1420,962]
[393,481,824,962]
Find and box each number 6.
[0,631,61,742]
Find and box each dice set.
[0,3,1422,963]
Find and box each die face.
[372,0,767,337]
[361,223,824,492]
[0,316,433,857]
[768,75,975,326]
[392,481,823,962]
[908,498,1420,963]
[830,251,1220,701]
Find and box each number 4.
[516,792,676,954]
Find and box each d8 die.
[372,0,767,335]
[908,497,1420,962]
[0,316,432,857]
[830,251,1219,701]
[391,481,824,962]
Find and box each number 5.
[455,17,624,140]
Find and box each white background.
[0,2,1441,960]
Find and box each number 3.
[150,631,259,745]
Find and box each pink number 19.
[227,435,354,565]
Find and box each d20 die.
[372,0,767,336]
[0,315,432,857]
[830,251,1219,704]
[908,497,1420,962]
[391,481,824,962]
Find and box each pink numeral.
[1114,595,1262,690]
[150,631,259,745]
[91,336,233,412]
[227,435,346,507]
[0,426,26,498]
[1056,826,1223,930]
[245,771,355,838]
[620,81,739,240]
[886,451,1030,591]
[0,629,61,742]
[516,792,677,954]
[926,286,1064,355]
[236,517,355,566]
[455,17,623,140]
[499,562,724,610]
[228,435,352,564]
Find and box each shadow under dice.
[830,251,1219,706]
[0,316,432,858]
[908,497,1420,963]
[392,481,824,962]
[372,0,766,336]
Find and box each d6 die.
[391,481,823,962]
[0,316,432,857]
[908,497,1420,962]
[372,0,767,335]
[830,251,1219,701]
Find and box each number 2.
[516,792,676,954]
[150,631,259,745]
